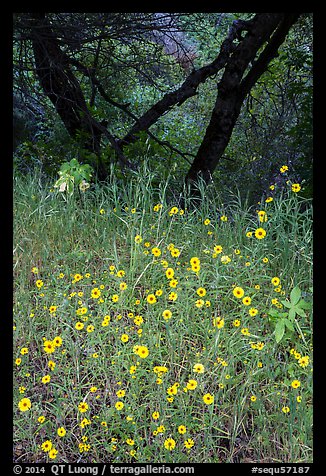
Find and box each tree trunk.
[25,13,301,185]
[28,13,107,178]
[185,13,301,192]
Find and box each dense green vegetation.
[14,168,312,463]
[13,13,312,201]
[13,12,313,464]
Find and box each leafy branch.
[267,286,312,343]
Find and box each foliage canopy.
[13,12,313,201]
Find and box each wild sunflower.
[254,228,266,239]
[91,288,101,299]
[249,307,258,316]
[193,363,205,374]
[53,336,62,347]
[41,440,52,452]
[178,425,187,434]
[137,345,149,359]
[162,309,172,321]
[168,292,178,301]
[233,287,244,298]
[78,402,89,413]
[242,296,251,306]
[213,245,223,254]
[186,379,198,390]
[298,356,310,367]
[203,393,214,405]
[213,317,224,329]
[196,287,206,297]
[271,277,280,286]
[57,427,66,437]
[43,340,56,354]
[184,438,195,449]
[189,257,200,267]
[164,438,176,450]
[169,207,179,216]
[292,183,301,193]
[18,397,32,412]
[146,294,157,304]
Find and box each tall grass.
[13,168,313,463]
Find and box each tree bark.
[28,13,108,177]
[185,13,301,191]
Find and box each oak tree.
[14,12,303,193]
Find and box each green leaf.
[294,307,307,318]
[60,163,70,172]
[73,172,82,183]
[288,308,296,321]
[278,312,289,319]
[281,300,292,309]
[268,308,288,318]
[298,299,312,310]
[267,309,280,318]
[69,158,79,167]
[66,178,74,196]
[290,286,301,305]
[275,319,285,343]
[284,319,295,332]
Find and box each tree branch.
[116,16,255,149]
[70,57,194,165]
